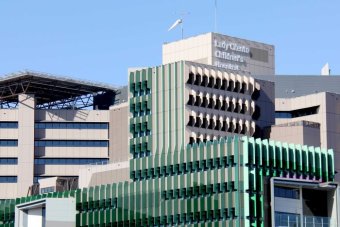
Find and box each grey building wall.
[254,78,275,136]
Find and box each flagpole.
[214,0,217,32]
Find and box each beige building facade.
[0,72,129,199]
[269,92,340,180]
[163,32,275,76]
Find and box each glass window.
[0,122,18,128]
[0,158,18,165]
[0,176,17,183]
[274,186,300,199]
[275,212,300,227]
[34,158,109,165]
[34,140,108,147]
[0,140,18,147]
[34,122,108,129]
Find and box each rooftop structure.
[252,75,340,98]
[163,32,275,76]
[0,70,122,109]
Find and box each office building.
[0,71,129,199]
[129,61,274,161]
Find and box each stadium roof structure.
[0,70,119,109]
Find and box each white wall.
[27,208,43,227]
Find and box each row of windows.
[187,72,248,94]
[34,140,108,147]
[130,142,150,154]
[34,158,109,165]
[33,176,78,183]
[133,89,151,97]
[131,122,151,138]
[187,95,249,115]
[130,101,151,118]
[187,117,248,134]
[132,150,151,159]
[274,186,300,199]
[111,208,236,226]
[0,122,18,128]
[132,109,151,118]
[131,156,234,181]
[275,212,300,227]
[130,81,151,97]
[35,122,108,129]
[161,182,236,201]
[0,176,17,183]
[0,140,18,147]
[79,198,118,212]
[275,106,319,119]
[40,186,55,194]
[0,158,17,165]
[133,130,151,138]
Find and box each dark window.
[0,158,18,165]
[34,140,108,147]
[34,158,108,165]
[35,122,108,129]
[274,186,299,199]
[275,106,319,119]
[0,140,18,146]
[0,176,17,183]
[0,122,18,128]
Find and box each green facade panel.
[0,62,336,226]
[0,136,335,227]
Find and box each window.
[34,158,108,165]
[0,122,18,128]
[34,140,108,147]
[275,212,300,227]
[0,158,18,165]
[0,176,17,183]
[0,140,18,146]
[41,186,55,194]
[274,186,299,199]
[275,106,319,119]
[35,122,108,129]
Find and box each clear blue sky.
[1,1,339,86]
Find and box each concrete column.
[17,94,35,197]
[109,103,129,162]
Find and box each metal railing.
[275,213,336,227]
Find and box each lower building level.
[0,136,337,227]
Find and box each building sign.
[213,39,250,72]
